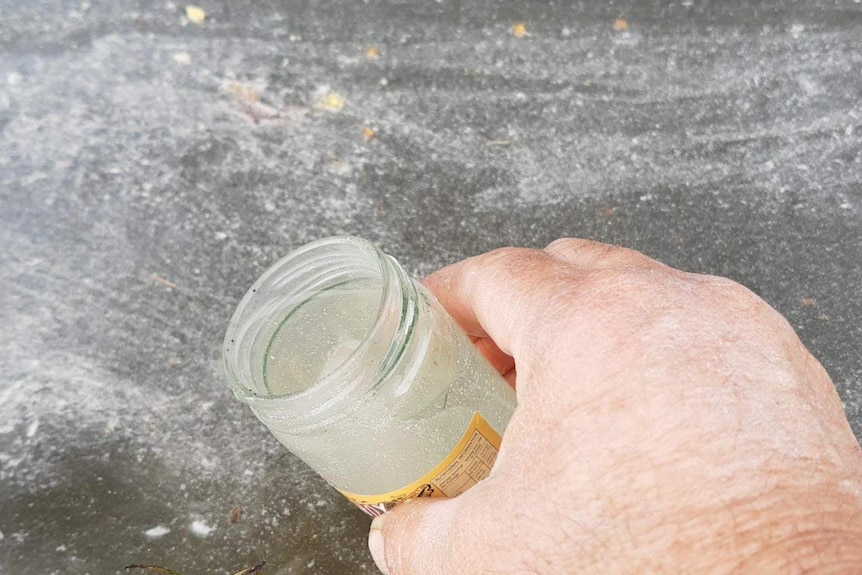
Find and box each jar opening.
[223,236,413,426]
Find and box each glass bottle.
[223,237,516,515]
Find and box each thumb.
[368,496,478,575]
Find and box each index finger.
[421,247,577,358]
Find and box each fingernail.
[368,515,389,575]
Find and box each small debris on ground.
[228,506,243,525]
[614,18,629,31]
[125,562,265,575]
[365,47,380,60]
[226,83,261,103]
[185,5,206,24]
[512,23,527,38]
[151,274,177,290]
[317,92,346,112]
[190,520,214,537]
[126,566,182,575]
[361,127,377,139]
[801,297,816,306]
[144,525,171,538]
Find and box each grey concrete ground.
[1,0,860,573]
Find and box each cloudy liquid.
[260,280,516,496]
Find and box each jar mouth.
[222,236,412,423]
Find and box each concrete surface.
[1,0,860,573]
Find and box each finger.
[369,495,490,575]
[421,247,577,357]
[544,237,665,270]
[472,336,515,378]
[503,369,517,388]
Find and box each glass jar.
[223,237,516,515]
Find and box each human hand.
[368,239,862,574]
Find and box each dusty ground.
[1,1,860,573]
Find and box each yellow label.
[339,412,502,517]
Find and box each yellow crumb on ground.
[512,23,527,37]
[361,127,377,139]
[318,92,346,112]
[365,47,380,60]
[185,5,206,24]
[614,18,628,31]
[226,83,261,103]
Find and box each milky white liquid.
[260,280,516,495]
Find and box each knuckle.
[479,246,532,269]
[544,237,586,253]
[703,275,762,307]
[599,244,658,269]
[545,238,658,270]
[478,246,549,278]
[545,237,608,260]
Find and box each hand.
[368,239,862,574]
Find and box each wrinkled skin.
[368,239,862,575]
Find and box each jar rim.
[222,236,412,423]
